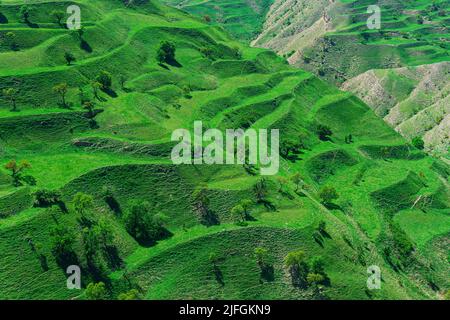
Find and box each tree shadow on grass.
[138,229,173,248]
[102,87,118,98]
[213,265,225,286]
[80,39,93,53]
[25,20,39,28]
[103,245,124,271]
[260,264,275,282]
[0,13,8,24]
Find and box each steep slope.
[342,61,449,156]
[162,0,273,41]
[0,0,448,300]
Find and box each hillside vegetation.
[162,0,450,156]
[0,0,448,300]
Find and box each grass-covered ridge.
[0,0,448,300]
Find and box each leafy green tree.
[231,204,245,223]
[53,82,68,108]
[3,32,18,50]
[239,199,253,220]
[157,41,176,64]
[96,71,112,90]
[412,136,425,150]
[253,178,268,203]
[2,88,18,111]
[85,282,107,300]
[33,189,62,207]
[318,186,339,205]
[50,224,77,267]
[83,100,95,117]
[290,172,303,192]
[192,187,217,225]
[124,201,169,245]
[307,273,324,285]
[254,247,268,267]
[284,250,308,288]
[310,256,326,275]
[51,10,65,25]
[317,221,327,234]
[4,159,31,186]
[90,81,102,100]
[276,176,288,193]
[118,289,140,300]
[19,5,30,22]
[64,51,76,65]
[72,192,94,215]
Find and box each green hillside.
[162,0,273,41]
[0,0,449,300]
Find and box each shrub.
[33,189,62,207]
[157,41,176,64]
[85,282,107,300]
[4,159,31,186]
[64,51,76,65]
[124,201,169,246]
[318,186,339,205]
[96,71,112,90]
[412,136,425,150]
[284,250,308,288]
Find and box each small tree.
[19,5,30,23]
[240,199,253,219]
[412,136,424,150]
[4,32,18,50]
[318,186,339,205]
[85,282,107,300]
[203,15,211,23]
[254,247,269,268]
[2,88,19,111]
[290,172,303,192]
[96,71,112,90]
[72,192,94,216]
[83,100,95,117]
[51,10,65,25]
[53,82,68,108]
[157,41,176,64]
[192,187,216,225]
[90,81,102,100]
[50,224,76,267]
[253,178,268,203]
[317,124,332,141]
[64,51,76,65]
[276,176,288,193]
[124,201,169,245]
[284,250,308,288]
[118,289,140,300]
[4,159,31,186]
[231,204,245,223]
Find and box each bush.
[317,124,332,141]
[96,71,112,90]
[318,186,339,205]
[157,41,176,64]
[33,189,62,207]
[412,136,425,150]
[85,282,107,300]
[124,201,169,246]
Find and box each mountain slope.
[0,0,448,300]
[342,61,449,156]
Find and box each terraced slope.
[0,0,449,300]
[342,61,449,156]
[161,0,449,155]
[162,0,273,41]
